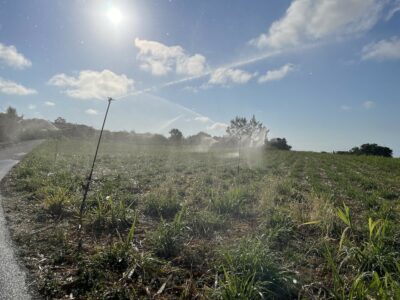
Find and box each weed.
[144,189,181,219]
[43,186,72,217]
[210,186,254,216]
[186,210,225,237]
[324,206,400,299]
[217,237,296,299]
[151,210,186,258]
[87,194,134,232]
[261,207,295,248]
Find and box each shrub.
[265,138,292,150]
[350,143,393,158]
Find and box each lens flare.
[107,7,123,25]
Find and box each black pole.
[78,97,113,249]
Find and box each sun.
[107,7,123,26]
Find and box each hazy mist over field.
[1,1,400,299]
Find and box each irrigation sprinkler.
[78,97,114,249]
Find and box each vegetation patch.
[1,138,399,299]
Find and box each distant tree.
[226,115,268,145]
[6,107,20,119]
[169,128,183,144]
[186,131,211,145]
[151,134,169,145]
[54,117,66,124]
[0,106,23,142]
[266,138,292,150]
[350,143,392,158]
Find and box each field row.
[2,139,399,299]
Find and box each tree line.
[335,143,393,158]
[2,107,392,157]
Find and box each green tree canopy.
[226,115,268,146]
[169,128,183,144]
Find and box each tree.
[169,128,183,144]
[0,106,22,142]
[186,131,211,145]
[266,138,292,150]
[350,143,392,158]
[226,115,268,146]
[54,117,66,124]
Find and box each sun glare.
[107,7,123,26]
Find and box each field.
[1,138,400,299]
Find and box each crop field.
[2,138,400,299]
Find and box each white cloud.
[44,101,55,106]
[362,36,400,61]
[134,38,207,76]
[0,77,37,95]
[194,116,211,123]
[207,122,228,131]
[208,68,254,86]
[386,0,400,20]
[48,69,134,100]
[28,104,36,110]
[0,43,32,69]
[85,108,99,115]
[258,64,294,83]
[340,105,352,111]
[363,100,375,109]
[250,0,385,49]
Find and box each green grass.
[2,138,400,299]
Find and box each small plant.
[210,186,253,216]
[151,210,186,258]
[217,237,296,299]
[337,202,352,250]
[324,205,400,299]
[87,194,134,232]
[186,210,225,237]
[43,186,71,217]
[262,207,295,247]
[144,189,181,219]
[219,268,263,300]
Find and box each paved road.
[0,140,43,300]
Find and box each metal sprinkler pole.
[78,97,114,248]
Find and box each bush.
[350,143,393,158]
[265,138,292,150]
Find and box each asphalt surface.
[0,140,43,300]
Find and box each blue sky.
[1,0,400,154]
